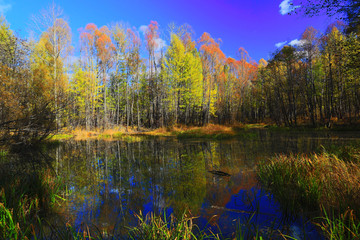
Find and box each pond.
[49,130,360,239]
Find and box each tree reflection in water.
[48,131,358,238]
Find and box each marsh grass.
[49,124,262,141]
[319,144,360,163]
[127,211,232,240]
[315,208,360,240]
[126,210,277,240]
[48,134,74,141]
[258,152,360,213]
[128,211,198,239]
[0,166,65,239]
[175,124,258,140]
[258,151,360,239]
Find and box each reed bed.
[258,151,360,239]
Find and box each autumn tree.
[145,21,160,127]
[110,24,142,130]
[110,23,128,126]
[298,26,320,125]
[294,0,360,33]
[32,3,72,130]
[125,28,142,129]
[320,25,346,125]
[198,32,226,125]
[79,23,115,129]
[0,19,57,144]
[163,34,203,125]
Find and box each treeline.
[253,22,360,126]
[0,4,360,137]
[68,21,258,129]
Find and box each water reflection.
[51,131,360,238]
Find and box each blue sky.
[1,0,337,62]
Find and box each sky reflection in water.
[53,131,360,238]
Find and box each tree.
[125,28,142,129]
[299,26,320,125]
[198,32,226,124]
[32,3,72,130]
[145,21,160,127]
[163,34,203,125]
[79,23,115,129]
[320,25,346,125]
[0,19,57,145]
[111,23,128,127]
[295,0,360,33]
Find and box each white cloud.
[279,0,299,15]
[275,41,287,48]
[138,24,166,52]
[289,39,306,46]
[154,38,166,51]
[0,0,11,15]
[67,55,80,66]
[139,25,148,35]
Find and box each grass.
[318,144,360,163]
[47,133,74,140]
[1,205,270,239]
[48,124,263,141]
[257,150,360,239]
[40,122,360,142]
[0,169,65,239]
[57,122,360,141]
[127,210,269,240]
[0,149,8,162]
[316,208,360,240]
[128,211,218,240]
[51,124,264,141]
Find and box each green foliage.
[163,34,203,124]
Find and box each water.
[50,130,360,238]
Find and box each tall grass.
[0,167,65,239]
[258,151,360,239]
[128,211,221,240]
[316,208,360,240]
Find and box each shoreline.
[49,123,264,141]
[48,123,360,141]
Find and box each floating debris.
[208,170,231,177]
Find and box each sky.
[1,0,338,62]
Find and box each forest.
[0,1,360,239]
[0,1,359,141]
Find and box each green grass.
[0,168,66,239]
[48,133,74,140]
[128,211,215,240]
[127,211,269,240]
[175,129,258,140]
[112,132,124,138]
[0,200,19,239]
[98,133,112,139]
[0,150,8,163]
[318,144,360,163]
[316,208,360,240]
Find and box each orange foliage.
[182,32,196,51]
[145,20,159,52]
[199,32,226,61]
[80,23,115,66]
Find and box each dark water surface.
[51,130,360,239]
